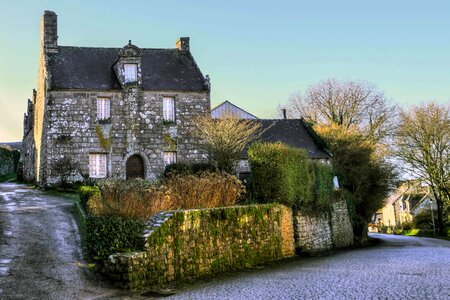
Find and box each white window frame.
[89,153,107,178]
[163,97,175,122]
[163,151,177,166]
[124,63,138,83]
[96,98,110,120]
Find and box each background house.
[22,11,211,186]
[210,101,331,180]
[371,181,434,229]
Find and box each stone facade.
[293,199,354,255]
[104,204,295,289]
[22,11,210,186]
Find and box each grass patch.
[0,173,16,183]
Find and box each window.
[89,153,107,178]
[124,63,138,83]
[163,151,177,166]
[97,98,110,120]
[163,97,175,122]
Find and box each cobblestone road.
[169,234,450,300]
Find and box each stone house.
[22,11,210,186]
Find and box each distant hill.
[0,142,22,151]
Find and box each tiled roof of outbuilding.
[47,46,207,91]
[242,119,331,159]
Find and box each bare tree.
[396,102,450,235]
[286,79,398,142]
[193,111,262,173]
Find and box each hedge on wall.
[248,142,334,211]
[85,215,145,261]
[248,142,313,207]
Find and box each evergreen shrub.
[78,185,100,209]
[85,215,145,261]
[248,142,334,211]
[163,162,217,177]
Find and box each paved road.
[0,182,145,300]
[168,234,450,299]
[1,183,449,299]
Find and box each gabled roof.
[242,119,331,160]
[47,46,207,91]
[211,101,258,119]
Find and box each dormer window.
[124,63,137,83]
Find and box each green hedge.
[85,215,145,261]
[78,185,100,209]
[163,162,217,177]
[248,142,334,210]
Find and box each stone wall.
[294,211,332,255]
[21,131,36,182]
[0,146,19,176]
[330,199,354,248]
[104,204,295,289]
[40,89,209,186]
[293,199,353,255]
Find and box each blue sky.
[1,0,449,141]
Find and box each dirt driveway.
[0,182,147,300]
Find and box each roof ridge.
[58,45,178,51]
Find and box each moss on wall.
[104,204,294,289]
[95,125,111,151]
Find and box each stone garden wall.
[104,204,295,289]
[294,199,353,255]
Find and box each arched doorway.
[126,155,144,179]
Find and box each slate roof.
[211,101,258,119]
[242,119,331,160]
[47,46,207,91]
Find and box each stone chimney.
[282,109,287,119]
[41,10,58,54]
[176,37,190,52]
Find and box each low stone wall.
[330,200,354,248]
[105,204,294,289]
[294,211,332,255]
[294,199,353,255]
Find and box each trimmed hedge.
[248,142,334,210]
[78,186,100,209]
[163,162,217,177]
[85,215,145,261]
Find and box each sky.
[0,0,449,142]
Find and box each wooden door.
[126,155,144,179]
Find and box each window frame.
[96,97,111,121]
[124,63,138,83]
[89,153,107,178]
[162,97,175,122]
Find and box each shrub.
[413,210,438,230]
[78,185,100,209]
[248,142,334,211]
[248,142,313,207]
[88,179,167,220]
[311,161,334,209]
[88,172,245,220]
[163,162,217,177]
[85,215,145,261]
[165,171,244,209]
